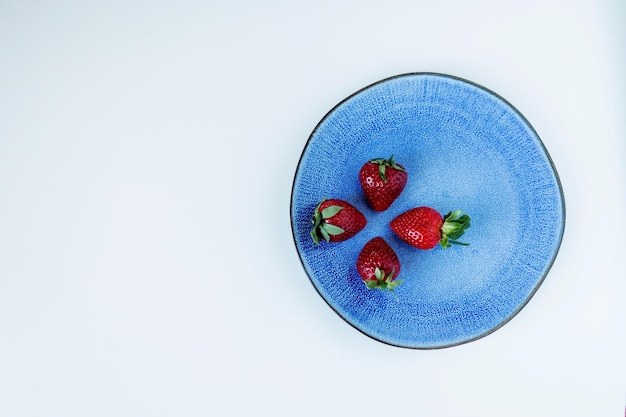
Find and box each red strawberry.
[310,198,366,245]
[356,237,402,290]
[390,207,471,250]
[359,155,408,212]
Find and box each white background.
[1,1,624,416]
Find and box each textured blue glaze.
[290,73,565,348]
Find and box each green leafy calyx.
[369,154,406,182]
[310,200,345,245]
[440,210,471,249]
[365,267,402,291]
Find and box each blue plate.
[290,73,565,349]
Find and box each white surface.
[0,1,624,416]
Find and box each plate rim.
[289,71,566,349]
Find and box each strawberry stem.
[368,155,406,182]
[440,210,471,249]
[367,267,402,291]
[310,199,346,245]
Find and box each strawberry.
[390,207,471,250]
[359,155,408,212]
[310,198,367,245]
[356,237,402,290]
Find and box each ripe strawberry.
[390,207,471,250]
[310,198,367,245]
[359,155,408,212]
[356,237,402,290]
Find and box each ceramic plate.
[290,73,565,349]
